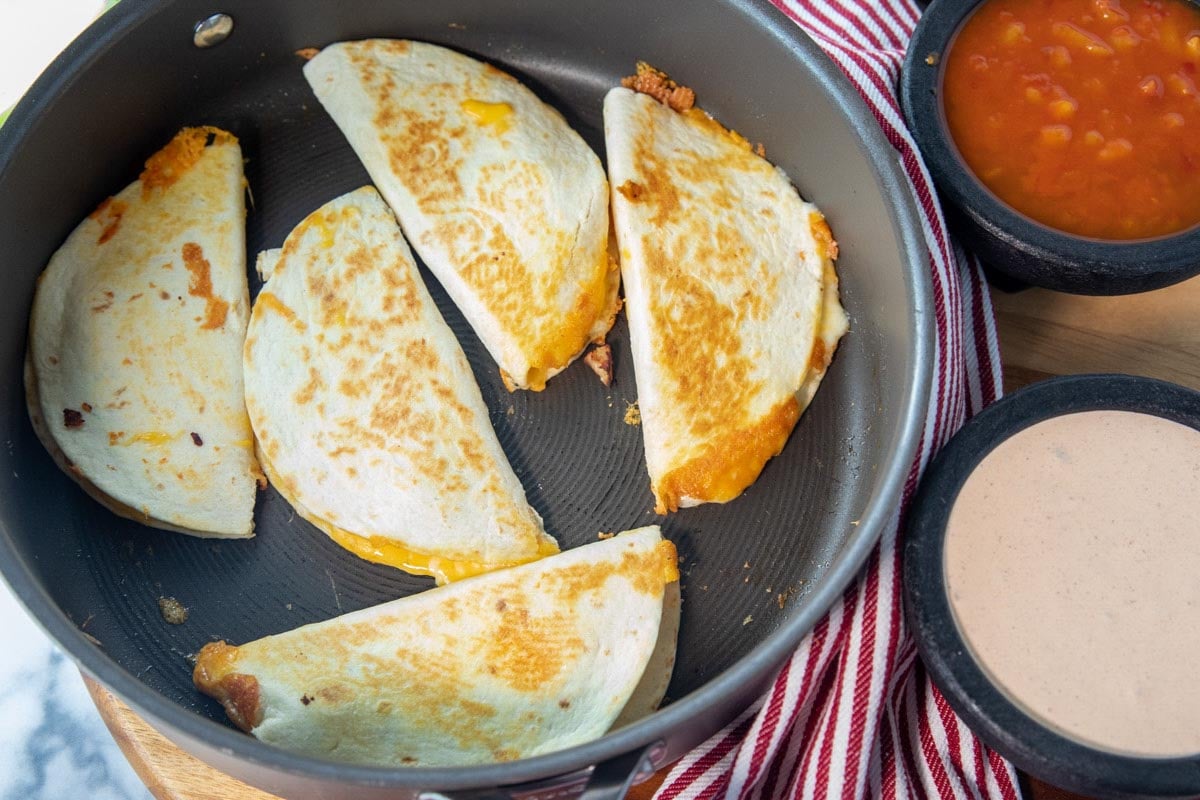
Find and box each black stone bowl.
[900,0,1200,296]
[904,374,1200,800]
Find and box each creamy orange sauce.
[945,410,1200,756]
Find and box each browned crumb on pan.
[621,61,696,112]
[584,343,614,387]
[158,596,189,625]
[623,401,641,426]
[295,47,321,60]
[597,531,616,540]
[777,586,798,609]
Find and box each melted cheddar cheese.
[460,99,515,133]
[653,397,801,515]
[324,525,558,585]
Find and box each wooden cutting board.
[84,274,1200,800]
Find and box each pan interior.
[0,0,913,751]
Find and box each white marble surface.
[0,577,153,800]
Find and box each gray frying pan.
[0,1,931,797]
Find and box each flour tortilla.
[243,187,556,584]
[304,40,619,391]
[194,526,679,767]
[604,86,848,514]
[26,127,258,537]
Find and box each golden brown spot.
[460,698,497,718]
[809,339,829,374]
[484,604,585,693]
[291,367,324,407]
[617,180,646,201]
[181,243,230,330]
[810,212,838,260]
[140,127,236,195]
[316,684,352,704]
[338,378,367,399]
[91,198,128,245]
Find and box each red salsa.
[942,0,1200,240]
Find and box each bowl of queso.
[902,0,1200,295]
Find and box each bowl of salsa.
[902,0,1200,294]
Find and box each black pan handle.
[418,742,665,800]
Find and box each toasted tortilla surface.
[26,127,258,537]
[195,526,679,767]
[243,186,556,584]
[304,40,619,391]
[604,86,848,514]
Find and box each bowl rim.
[899,0,1200,295]
[0,0,935,790]
[904,373,1200,799]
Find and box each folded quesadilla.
[243,187,556,584]
[194,526,679,766]
[26,127,259,537]
[604,74,849,514]
[304,40,619,391]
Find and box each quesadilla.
[26,127,259,537]
[304,40,619,391]
[194,526,679,766]
[604,73,849,514]
[243,187,556,584]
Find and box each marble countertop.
[0,577,153,800]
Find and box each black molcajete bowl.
[904,374,1200,800]
[901,0,1200,296]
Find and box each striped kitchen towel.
[653,1,1017,798]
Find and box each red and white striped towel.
[654,2,1018,798]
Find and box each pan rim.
[0,0,933,789]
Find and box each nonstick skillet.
[0,1,932,797]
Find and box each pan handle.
[418,741,665,800]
